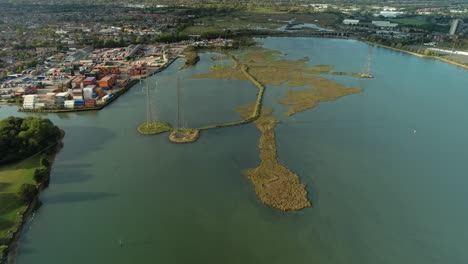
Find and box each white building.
[342,19,360,25]
[372,21,399,28]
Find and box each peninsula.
[238,104,310,211]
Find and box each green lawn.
[391,17,429,26]
[0,156,40,239]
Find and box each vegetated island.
[238,104,311,211]
[0,117,63,263]
[179,46,200,69]
[137,121,171,135]
[279,74,363,116]
[193,47,364,117]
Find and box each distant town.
[0,1,467,110]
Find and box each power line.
[176,77,184,128]
[145,71,156,126]
[367,44,372,75]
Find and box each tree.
[18,184,38,202]
[424,49,436,56]
[41,157,50,167]
[0,117,62,164]
[33,168,49,183]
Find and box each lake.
[1,37,468,264]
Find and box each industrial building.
[342,19,399,29]
[449,19,463,35]
[125,44,142,60]
[342,19,360,25]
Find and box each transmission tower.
[176,78,185,128]
[367,45,372,75]
[145,72,156,125]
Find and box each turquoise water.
[2,37,468,264]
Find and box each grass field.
[182,11,340,34]
[0,156,40,240]
[390,17,429,26]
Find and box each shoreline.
[363,40,468,70]
[255,34,468,71]
[1,131,65,264]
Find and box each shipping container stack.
[83,85,96,100]
[82,77,97,86]
[86,69,101,79]
[95,65,120,76]
[95,87,106,99]
[74,76,85,88]
[72,88,83,101]
[74,100,84,108]
[64,100,75,109]
[129,63,147,76]
[55,92,69,108]
[23,94,38,109]
[99,75,116,90]
[35,102,46,109]
[102,93,114,103]
[84,99,96,108]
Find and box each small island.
[169,129,200,143]
[0,117,63,262]
[137,121,172,135]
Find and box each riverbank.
[0,132,64,264]
[365,41,468,70]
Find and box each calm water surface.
[2,37,468,264]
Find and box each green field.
[0,156,40,240]
[182,12,282,34]
[182,11,340,34]
[390,17,429,26]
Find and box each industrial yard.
[0,41,230,112]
